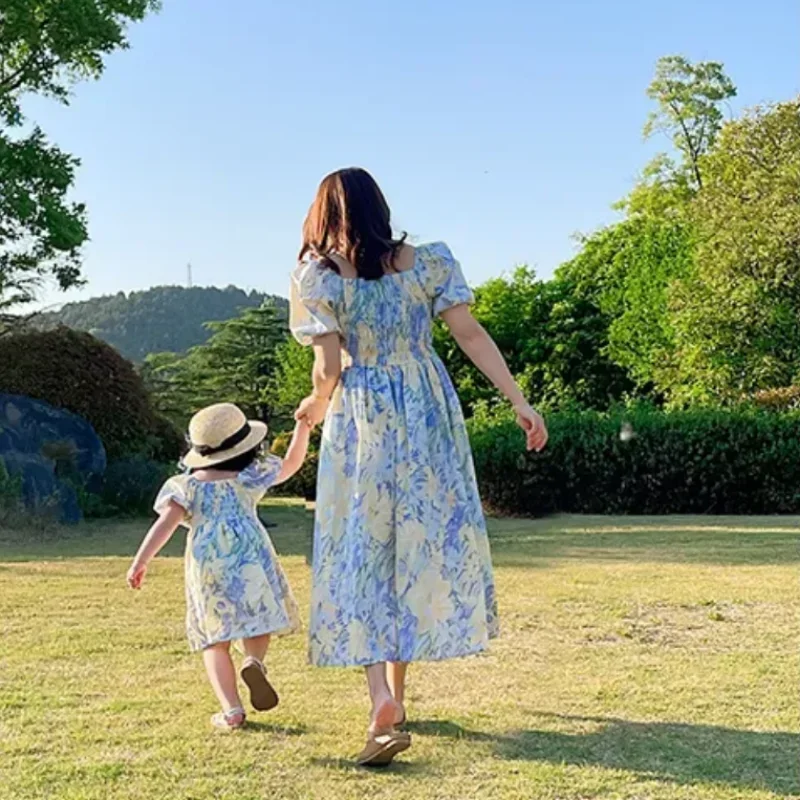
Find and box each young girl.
[127,402,309,730]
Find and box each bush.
[82,456,176,517]
[0,327,182,461]
[470,406,800,515]
[270,430,318,501]
[0,458,23,523]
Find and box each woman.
[291,168,547,765]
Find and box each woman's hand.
[127,560,147,590]
[295,394,329,428]
[514,403,548,452]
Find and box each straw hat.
[183,403,268,469]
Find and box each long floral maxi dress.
[154,459,300,651]
[290,242,499,667]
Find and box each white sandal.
[211,706,246,730]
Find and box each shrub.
[82,456,176,518]
[0,327,182,461]
[0,458,23,522]
[270,430,318,501]
[470,406,800,515]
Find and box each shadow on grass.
[1,508,797,568]
[0,505,314,563]
[408,713,800,795]
[309,756,432,775]
[243,721,308,736]
[490,519,800,568]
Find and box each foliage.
[470,405,800,516]
[643,55,737,191]
[434,267,632,413]
[558,216,695,396]
[663,99,800,406]
[0,327,181,460]
[36,285,287,361]
[81,456,175,517]
[0,0,160,312]
[271,337,314,426]
[0,457,23,523]
[145,301,288,428]
[269,430,318,501]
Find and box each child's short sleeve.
[239,456,284,498]
[419,242,474,316]
[154,475,192,520]
[290,261,342,346]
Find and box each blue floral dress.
[290,242,498,667]
[154,459,300,651]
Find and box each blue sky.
[29,0,799,307]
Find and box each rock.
[0,393,106,523]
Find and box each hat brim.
[182,420,268,469]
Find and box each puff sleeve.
[290,260,342,346]
[153,474,192,521]
[420,242,474,316]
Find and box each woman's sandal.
[356,731,412,767]
[211,706,246,731]
[240,656,279,712]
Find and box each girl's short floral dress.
[291,242,499,667]
[154,458,300,651]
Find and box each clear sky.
[28,0,799,307]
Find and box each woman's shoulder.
[292,256,342,298]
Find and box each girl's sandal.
[356,731,412,768]
[211,706,246,731]
[241,656,279,712]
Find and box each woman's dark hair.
[299,167,407,280]
[188,446,261,474]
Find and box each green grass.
[1,503,798,799]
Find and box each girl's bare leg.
[365,662,402,735]
[242,634,271,663]
[387,662,408,723]
[202,641,243,712]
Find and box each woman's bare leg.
[202,641,243,712]
[365,662,402,735]
[387,662,408,723]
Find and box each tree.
[0,0,160,315]
[643,55,737,191]
[434,267,632,413]
[664,98,800,405]
[145,302,288,427]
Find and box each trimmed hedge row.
[469,407,800,515]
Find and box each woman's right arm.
[294,332,342,428]
[440,304,548,452]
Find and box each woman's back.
[291,242,473,368]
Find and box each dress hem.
[308,636,495,668]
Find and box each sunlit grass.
[0,504,797,799]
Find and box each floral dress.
[154,459,300,651]
[291,242,498,667]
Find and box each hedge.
[469,407,800,515]
[0,327,182,462]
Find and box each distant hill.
[35,285,288,362]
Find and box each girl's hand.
[127,560,147,590]
[295,394,328,428]
[514,403,548,452]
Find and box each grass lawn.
[0,503,798,799]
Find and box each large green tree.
[144,302,288,428]
[665,98,800,405]
[434,267,632,413]
[0,0,160,319]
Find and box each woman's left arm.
[295,332,342,427]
